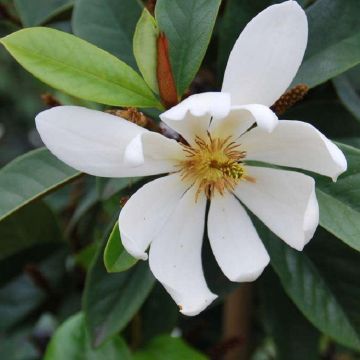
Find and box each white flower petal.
[210,104,278,139]
[36,105,182,177]
[240,120,347,181]
[160,92,231,144]
[119,173,187,260]
[149,186,217,316]
[222,1,308,106]
[123,132,184,176]
[234,166,319,251]
[208,193,270,282]
[36,105,147,177]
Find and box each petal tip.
[332,157,348,182]
[230,263,269,283]
[179,293,218,316]
[119,230,149,261]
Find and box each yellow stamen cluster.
[178,133,247,200]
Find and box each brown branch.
[222,284,253,360]
[0,3,21,26]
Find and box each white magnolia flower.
[35,1,346,316]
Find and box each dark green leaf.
[0,327,39,360]
[0,148,80,222]
[307,229,360,348]
[134,335,207,360]
[75,242,99,271]
[14,0,73,27]
[72,0,142,68]
[83,224,155,346]
[0,201,62,261]
[155,0,221,95]
[0,243,60,287]
[0,248,66,331]
[104,222,137,273]
[141,284,178,343]
[258,222,360,350]
[316,143,360,252]
[0,28,162,108]
[333,72,360,122]
[260,269,320,360]
[44,313,132,360]
[285,99,360,139]
[294,0,360,87]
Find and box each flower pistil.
[178,133,248,199]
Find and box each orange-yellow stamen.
[178,133,247,200]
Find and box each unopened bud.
[157,32,178,109]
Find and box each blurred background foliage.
[0,0,360,359]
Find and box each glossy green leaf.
[155,0,221,95]
[14,0,73,27]
[294,0,360,87]
[72,0,141,68]
[44,313,132,360]
[0,148,80,222]
[0,202,62,261]
[285,99,360,139]
[316,143,360,252]
[83,224,155,346]
[134,335,207,360]
[260,269,320,360]
[307,229,360,348]
[141,284,178,343]
[133,9,159,94]
[0,28,162,108]
[104,222,137,273]
[259,222,360,351]
[334,71,360,122]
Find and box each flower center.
[178,133,247,200]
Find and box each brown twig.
[24,264,52,295]
[0,3,21,26]
[222,284,253,360]
[146,0,157,15]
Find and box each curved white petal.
[119,173,187,260]
[234,166,319,251]
[208,193,270,282]
[36,106,182,177]
[123,132,184,176]
[222,1,308,106]
[36,106,147,177]
[160,92,231,144]
[149,186,217,316]
[210,104,278,140]
[240,120,347,181]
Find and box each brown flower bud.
[271,83,309,115]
